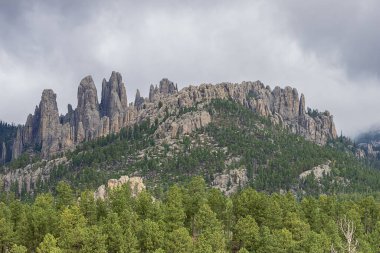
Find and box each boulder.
[94,175,146,200]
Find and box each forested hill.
[2,84,380,251]
[2,99,380,198]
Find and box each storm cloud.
[1,0,380,137]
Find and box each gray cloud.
[277,0,380,79]
[1,0,380,137]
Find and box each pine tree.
[163,185,186,231]
[0,217,15,253]
[36,233,62,253]
[58,206,87,252]
[9,244,27,253]
[233,215,259,251]
[164,227,193,253]
[102,212,127,253]
[56,181,74,210]
[138,219,164,252]
[79,190,97,225]
[81,225,107,253]
[194,203,226,252]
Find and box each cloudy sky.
[1,0,380,137]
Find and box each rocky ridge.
[0,157,68,195]
[9,71,337,161]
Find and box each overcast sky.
[1,0,380,137]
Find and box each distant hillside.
[1,98,379,198]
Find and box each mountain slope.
[1,99,380,198]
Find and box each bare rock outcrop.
[134,89,145,110]
[299,161,331,181]
[149,84,158,102]
[100,71,128,117]
[212,168,249,195]
[356,143,379,159]
[0,157,68,195]
[9,71,135,159]
[94,175,145,200]
[76,75,100,141]
[12,128,23,160]
[155,111,211,139]
[38,90,62,157]
[159,78,178,95]
[299,93,306,116]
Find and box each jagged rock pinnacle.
[134,89,145,110]
[76,75,100,140]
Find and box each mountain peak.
[7,72,337,161]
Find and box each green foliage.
[10,244,27,253]
[206,99,380,194]
[164,227,193,253]
[233,215,259,251]
[36,233,62,253]
[138,219,164,252]
[6,98,380,252]
[9,98,380,199]
[56,181,74,210]
[1,177,380,252]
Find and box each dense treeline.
[1,177,380,252]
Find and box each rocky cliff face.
[11,71,137,159]
[76,75,101,141]
[0,157,68,195]
[10,73,337,160]
[355,129,380,160]
[148,81,336,145]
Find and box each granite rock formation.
[0,157,68,195]
[212,168,249,195]
[10,73,337,160]
[94,175,146,200]
[134,89,145,110]
[76,75,100,141]
[100,71,128,117]
[11,71,136,159]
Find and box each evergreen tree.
[56,181,74,210]
[233,215,259,251]
[163,185,186,231]
[9,244,27,253]
[102,212,127,253]
[58,206,87,252]
[138,219,164,252]
[36,233,62,253]
[164,227,193,253]
[194,203,226,252]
